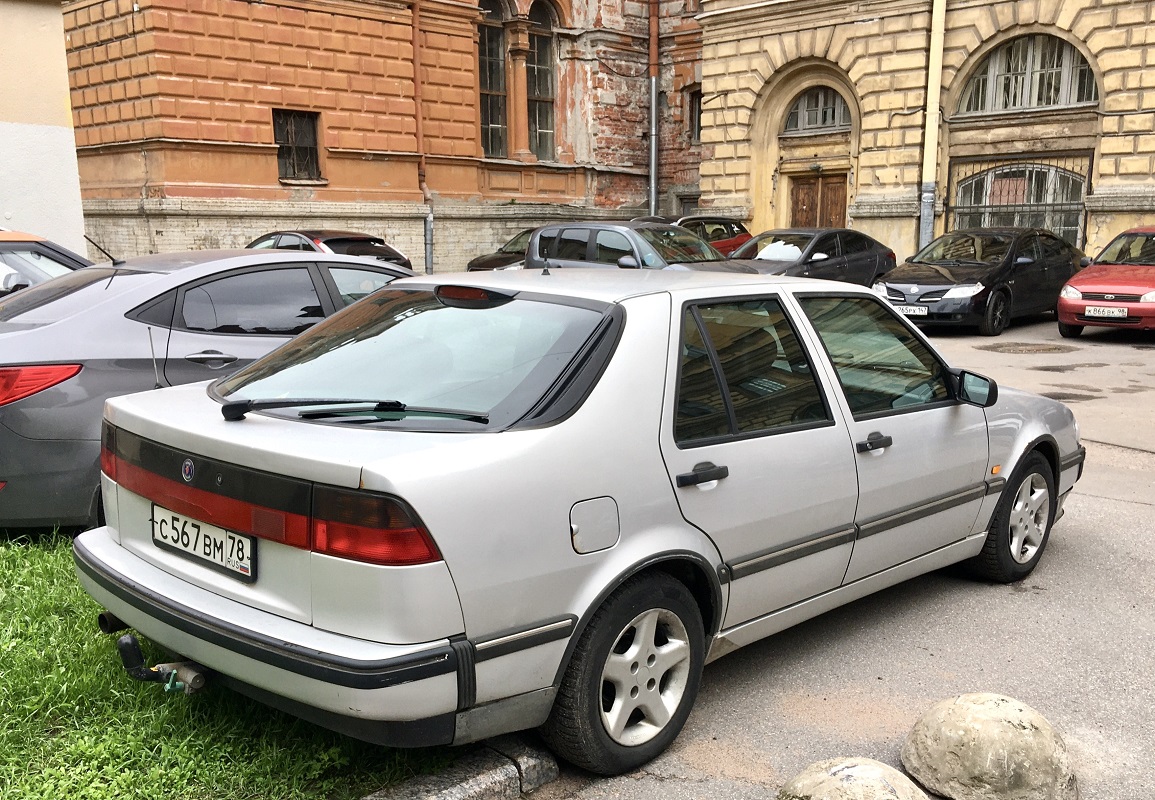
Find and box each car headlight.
[943,283,984,299]
[1060,285,1083,300]
[1141,289,1155,302]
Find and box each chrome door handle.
[856,432,893,452]
[676,462,730,487]
[184,350,238,367]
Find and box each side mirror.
[1079,256,1091,268]
[953,369,998,407]
[809,252,829,262]
[617,255,640,269]
[1014,255,1034,265]
[0,273,29,293]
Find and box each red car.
[1057,226,1155,337]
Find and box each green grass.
[0,531,456,800]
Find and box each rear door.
[794,293,989,582]
[162,265,330,385]
[837,231,879,285]
[659,293,860,627]
[1010,233,1049,314]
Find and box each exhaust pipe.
[116,633,207,695]
[98,611,129,635]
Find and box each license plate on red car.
[151,504,256,582]
[1085,305,1128,318]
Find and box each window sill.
[278,178,329,186]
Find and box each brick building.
[63,0,706,269]
[693,0,1155,261]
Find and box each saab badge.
[181,458,195,483]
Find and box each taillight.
[311,486,440,566]
[100,422,117,481]
[0,364,82,406]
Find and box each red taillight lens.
[100,422,117,481]
[311,486,441,566]
[0,364,82,406]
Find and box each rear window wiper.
[221,397,488,423]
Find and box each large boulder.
[901,693,1078,800]
[778,757,929,800]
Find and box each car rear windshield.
[214,287,610,428]
[0,267,157,324]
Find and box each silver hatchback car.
[75,270,1084,775]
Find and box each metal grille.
[273,109,320,181]
[947,152,1092,247]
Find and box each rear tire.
[1057,320,1083,338]
[540,573,705,775]
[978,291,1009,336]
[968,452,1056,583]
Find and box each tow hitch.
[116,633,208,695]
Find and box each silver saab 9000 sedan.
[74,270,1084,775]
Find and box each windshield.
[0,267,156,323]
[636,227,722,265]
[500,229,533,254]
[214,287,608,427]
[1095,232,1155,266]
[912,232,1014,265]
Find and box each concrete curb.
[364,736,559,800]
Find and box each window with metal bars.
[783,87,851,133]
[959,35,1098,114]
[273,109,321,181]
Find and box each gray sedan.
[0,250,411,529]
[75,269,1083,776]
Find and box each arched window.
[959,35,1097,114]
[783,87,850,133]
[527,1,556,161]
[478,0,507,158]
[955,164,1086,244]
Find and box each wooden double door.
[790,174,847,228]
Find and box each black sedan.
[729,228,896,286]
[466,228,533,271]
[875,228,1087,336]
[247,229,412,271]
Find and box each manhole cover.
[976,342,1079,354]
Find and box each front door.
[791,174,847,228]
[659,294,860,627]
[794,293,990,583]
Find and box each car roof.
[676,215,747,224]
[115,249,410,274]
[753,228,847,236]
[1118,226,1155,234]
[394,266,864,304]
[262,230,382,240]
[0,230,46,243]
[537,220,687,233]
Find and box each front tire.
[541,573,705,775]
[978,291,1010,336]
[1057,320,1083,338]
[969,452,1056,582]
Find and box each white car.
[75,269,1084,775]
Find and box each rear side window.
[840,232,870,254]
[0,268,155,324]
[179,268,324,335]
[676,297,830,444]
[556,229,590,261]
[328,267,399,306]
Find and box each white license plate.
[1085,305,1128,318]
[896,305,928,316]
[151,504,256,582]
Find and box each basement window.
[274,109,322,181]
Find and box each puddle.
[1030,362,1107,372]
[976,342,1079,354]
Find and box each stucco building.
[694,0,1155,260]
[2,0,86,253]
[63,0,705,268]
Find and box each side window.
[179,268,325,335]
[840,232,870,255]
[1039,234,1068,259]
[1019,234,1043,263]
[798,295,950,417]
[274,234,311,251]
[536,229,559,259]
[328,267,398,306]
[812,234,839,258]
[556,228,590,261]
[675,298,830,444]
[248,236,278,250]
[594,231,632,264]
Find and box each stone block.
[779,757,928,800]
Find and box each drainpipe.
[919,0,946,248]
[648,0,659,215]
[413,0,434,273]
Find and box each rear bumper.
[73,528,460,747]
[0,425,100,528]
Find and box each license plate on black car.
[151,504,256,582]
[896,305,928,316]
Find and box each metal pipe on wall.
[412,0,434,273]
[918,0,947,248]
[648,0,659,215]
